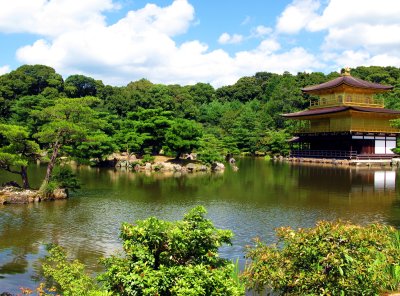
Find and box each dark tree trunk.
[20,166,30,189]
[44,141,61,183]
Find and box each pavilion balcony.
[309,94,384,109]
[298,119,399,134]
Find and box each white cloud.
[330,50,400,69]
[0,0,116,36]
[11,0,323,87]
[306,0,400,68]
[308,0,400,31]
[218,33,244,45]
[0,65,10,75]
[276,0,320,34]
[251,25,272,38]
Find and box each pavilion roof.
[302,75,393,93]
[282,106,400,118]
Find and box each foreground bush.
[39,206,244,295]
[100,206,244,295]
[243,221,400,295]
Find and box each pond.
[1,158,400,293]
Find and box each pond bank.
[278,156,400,167]
[0,186,68,205]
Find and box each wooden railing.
[290,150,357,159]
[310,94,384,109]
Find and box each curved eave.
[282,106,400,119]
[301,76,393,94]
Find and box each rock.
[0,186,40,204]
[212,162,225,171]
[228,158,236,164]
[199,165,208,172]
[173,164,182,172]
[51,188,68,199]
[186,163,196,172]
[0,186,69,204]
[144,163,152,170]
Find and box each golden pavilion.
[283,68,400,159]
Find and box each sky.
[0,0,400,87]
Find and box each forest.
[1,64,400,188]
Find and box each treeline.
[1,64,400,171]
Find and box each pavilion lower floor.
[290,132,398,159]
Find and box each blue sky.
[0,0,399,87]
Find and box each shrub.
[40,244,108,296]
[51,166,81,191]
[243,221,400,295]
[99,206,244,295]
[197,148,224,165]
[141,154,155,164]
[39,180,59,197]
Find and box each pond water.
[1,158,400,293]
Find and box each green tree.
[0,124,40,188]
[164,118,203,159]
[113,118,151,157]
[71,132,117,164]
[0,64,63,119]
[100,206,244,295]
[257,130,291,156]
[34,97,102,183]
[64,75,102,98]
[129,108,173,155]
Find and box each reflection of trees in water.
[0,253,28,275]
[0,200,73,277]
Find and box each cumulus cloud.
[0,65,10,75]
[0,0,116,36]
[276,0,320,34]
[218,33,244,45]
[329,50,400,69]
[9,0,322,87]
[307,0,400,68]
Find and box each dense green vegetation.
[37,206,244,295]
[243,221,400,295]
[27,208,400,295]
[1,64,400,188]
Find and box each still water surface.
[1,158,400,292]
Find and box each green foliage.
[0,124,40,188]
[72,132,117,163]
[39,180,60,196]
[141,153,155,164]
[243,221,400,295]
[100,206,244,295]
[65,74,102,98]
[3,64,400,160]
[257,130,291,156]
[197,134,225,164]
[128,108,174,154]
[41,244,108,296]
[50,166,81,191]
[164,118,203,158]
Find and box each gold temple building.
[283,69,400,159]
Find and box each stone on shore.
[0,186,68,205]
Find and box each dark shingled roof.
[282,106,400,118]
[302,75,393,93]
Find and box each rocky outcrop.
[115,160,227,173]
[0,186,68,205]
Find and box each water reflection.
[1,159,400,293]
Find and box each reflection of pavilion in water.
[291,163,397,200]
